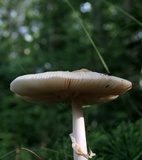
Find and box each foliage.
[0,0,142,159]
[90,119,142,160]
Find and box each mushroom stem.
[71,98,88,160]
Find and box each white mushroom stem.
[71,98,88,160]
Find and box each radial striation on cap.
[10,69,132,105]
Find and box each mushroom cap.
[10,69,132,105]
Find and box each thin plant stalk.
[65,0,110,74]
[104,0,142,27]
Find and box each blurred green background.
[0,0,142,159]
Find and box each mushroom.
[10,69,132,160]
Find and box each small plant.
[92,119,142,160]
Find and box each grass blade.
[65,0,110,74]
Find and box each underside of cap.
[10,69,132,105]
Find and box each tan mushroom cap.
[10,69,132,105]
